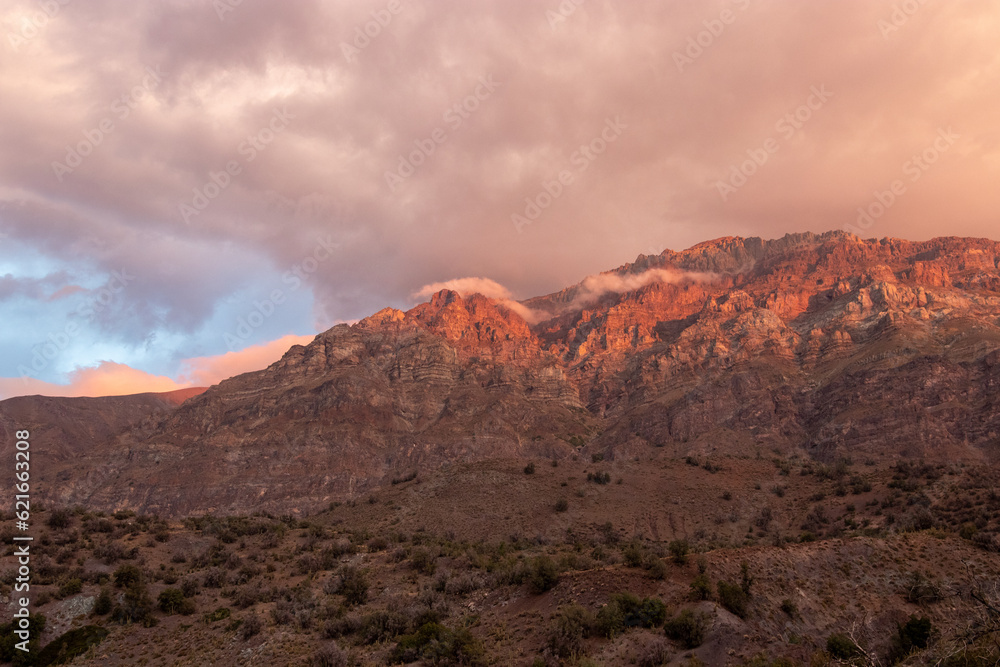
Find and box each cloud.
[413,277,513,301]
[567,268,717,312]
[177,334,315,387]
[0,361,185,400]
[2,0,1000,382]
[0,334,314,400]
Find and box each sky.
[1,0,998,399]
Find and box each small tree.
[717,580,748,619]
[668,540,689,565]
[530,555,560,593]
[664,609,709,649]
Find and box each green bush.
[33,625,108,666]
[529,555,560,593]
[690,574,712,601]
[664,609,709,649]
[599,592,667,633]
[888,615,932,663]
[826,633,859,660]
[668,540,689,565]
[390,622,485,666]
[333,565,369,607]
[58,578,83,598]
[111,581,156,627]
[717,580,748,619]
[0,613,46,664]
[93,587,113,616]
[547,604,595,659]
[113,564,142,588]
[158,588,195,615]
[203,607,231,624]
[596,600,626,638]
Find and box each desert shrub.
[668,539,689,565]
[390,622,485,666]
[58,577,83,598]
[411,548,437,575]
[597,592,667,636]
[330,565,369,607]
[311,641,349,667]
[47,508,73,530]
[524,462,536,474]
[203,607,231,623]
[298,552,323,575]
[595,600,625,638]
[367,536,389,552]
[95,541,135,564]
[888,615,932,663]
[622,541,646,568]
[112,581,156,627]
[239,613,263,640]
[359,609,409,644]
[529,555,560,593]
[826,633,859,660]
[444,572,484,596]
[717,580,748,618]
[233,586,258,609]
[690,574,712,601]
[0,613,46,662]
[547,604,595,659]
[202,567,228,588]
[903,571,941,605]
[664,609,709,649]
[94,587,113,615]
[637,636,672,667]
[158,588,195,615]
[33,625,108,666]
[740,560,754,597]
[780,598,797,616]
[587,471,611,484]
[180,576,200,598]
[647,558,668,581]
[113,564,142,588]
[555,498,569,513]
[323,614,363,639]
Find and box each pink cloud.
[0,334,315,400]
[177,334,315,387]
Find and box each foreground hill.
[2,231,1000,516]
[3,452,998,665]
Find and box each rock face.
[3,231,1000,516]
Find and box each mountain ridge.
[3,232,1000,516]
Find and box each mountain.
[3,231,1000,517]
